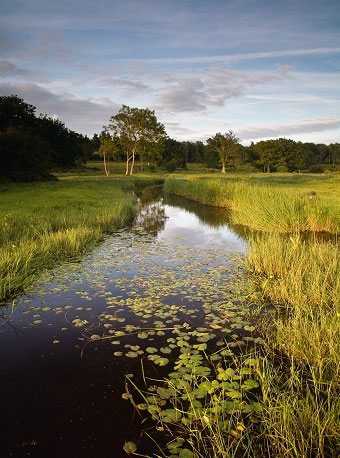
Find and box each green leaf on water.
[241,379,259,390]
[123,441,137,454]
[245,358,259,367]
[226,390,242,399]
[154,357,169,367]
[126,351,138,358]
[179,449,195,458]
[160,408,181,423]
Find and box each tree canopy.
[207,131,240,173]
[0,95,96,181]
[108,105,166,175]
[1,95,339,181]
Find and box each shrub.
[309,164,324,173]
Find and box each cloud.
[164,121,196,137]
[0,82,118,135]
[157,66,291,113]
[0,60,28,77]
[115,47,340,65]
[98,77,149,91]
[237,118,340,141]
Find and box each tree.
[0,95,36,131]
[108,105,166,175]
[328,143,340,168]
[98,130,117,176]
[138,134,164,171]
[0,130,51,181]
[0,95,94,180]
[252,140,281,172]
[206,131,240,173]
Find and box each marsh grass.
[163,175,340,456]
[0,179,137,301]
[256,356,340,458]
[165,176,340,233]
[246,235,339,457]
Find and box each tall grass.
[246,235,339,457]
[164,177,339,233]
[164,175,340,456]
[0,179,136,302]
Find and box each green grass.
[247,235,339,457]
[162,173,340,457]
[164,174,340,233]
[0,177,141,302]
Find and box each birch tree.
[108,105,166,175]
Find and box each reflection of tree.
[134,185,253,240]
[163,193,251,240]
[138,185,163,205]
[135,201,166,235]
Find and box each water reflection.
[0,185,251,458]
[136,187,247,251]
[164,193,251,241]
[134,200,166,235]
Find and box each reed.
[164,176,339,233]
[0,179,136,302]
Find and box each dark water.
[0,191,250,458]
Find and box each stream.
[0,188,257,458]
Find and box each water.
[0,191,251,458]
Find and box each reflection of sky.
[158,205,246,253]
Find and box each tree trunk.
[125,155,130,175]
[129,150,135,175]
[103,151,109,176]
[221,162,226,173]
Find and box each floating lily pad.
[123,441,137,454]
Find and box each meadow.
[163,172,340,457]
[0,176,157,302]
[1,169,339,456]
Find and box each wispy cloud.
[238,118,340,141]
[116,47,340,65]
[0,60,28,77]
[97,77,149,91]
[157,66,291,113]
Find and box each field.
[162,172,340,457]
[165,172,340,232]
[0,176,151,302]
[1,169,339,456]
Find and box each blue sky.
[1,0,340,143]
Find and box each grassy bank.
[0,177,141,302]
[247,235,340,457]
[161,173,340,457]
[164,174,340,233]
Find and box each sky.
[1,0,340,144]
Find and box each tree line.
[0,95,94,181]
[97,105,340,174]
[1,96,339,181]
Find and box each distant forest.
[1,95,339,181]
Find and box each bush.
[147,163,156,172]
[164,160,177,172]
[309,164,324,173]
[276,165,289,173]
